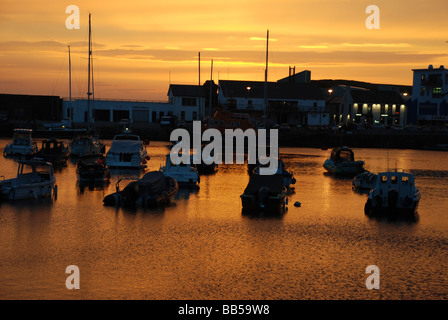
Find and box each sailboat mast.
[87,13,92,123]
[68,45,71,102]
[264,29,269,128]
[209,59,213,117]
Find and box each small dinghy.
[103,171,178,207]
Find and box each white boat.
[364,170,421,217]
[105,134,149,169]
[70,136,105,158]
[3,129,38,157]
[160,154,199,187]
[0,160,56,201]
[352,171,377,192]
[323,146,365,175]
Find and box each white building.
[167,84,207,121]
[410,65,448,126]
[63,98,172,124]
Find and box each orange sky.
[1,0,447,101]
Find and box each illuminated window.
[433,87,442,98]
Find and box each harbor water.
[0,139,447,300]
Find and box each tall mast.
[198,52,201,86]
[87,13,92,123]
[264,29,269,129]
[209,59,213,117]
[68,45,71,102]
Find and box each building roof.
[219,80,325,101]
[168,84,206,97]
[350,89,405,104]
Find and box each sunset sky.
[1,0,447,101]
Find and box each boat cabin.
[12,129,33,146]
[330,147,355,162]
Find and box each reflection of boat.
[352,171,377,192]
[105,134,149,169]
[77,157,110,183]
[70,136,105,158]
[252,157,296,191]
[3,129,38,157]
[323,146,365,175]
[33,139,69,166]
[240,174,288,213]
[364,170,421,217]
[160,154,200,187]
[103,171,178,207]
[0,160,56,201]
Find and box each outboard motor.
[257,186,270,208]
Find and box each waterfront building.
[217,79,329,127]
[409,65,448,126]
[325,85,408,128]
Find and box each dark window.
[113,110,129,122]
[182,97,197,106]
[94,110,110,122]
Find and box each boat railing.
[115,177,139,193]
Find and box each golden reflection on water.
[0,140,447,299]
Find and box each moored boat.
[33,138,69,166]
[70,136,105,158]
[364,170,421,217]
[0,160,56,201]
[323,146,365,175]
[76,157,110,183]
[240,174,288,213]
[160,153,200,188]
[105,134,149,169]
[252,157,296,191]
[103,171,178,207]
[352,171,377,192]
[3,129,38,157]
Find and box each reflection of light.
[403,93,408,96]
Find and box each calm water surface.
[0,139,447,300]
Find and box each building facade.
[326,86,407,128]
[409,65,448,126]
[218,80,329,127]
